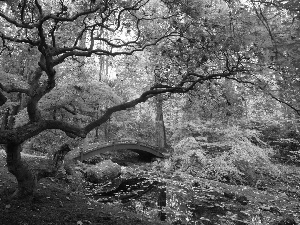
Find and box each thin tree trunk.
[104,119,110,141]
[105,56,109,77]
[95,126,99,138]
[99,56,104,81]
[6,93,23,129]
[1,108,10,130]
[7,105,19,129]
[157,185,166,221]
[155,94,166,149]
[95,106,99,139]
[154,66,167,150]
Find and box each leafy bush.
[168,120,280,185]
[172,137,206,170]
[252,119,300,165]
[22,130,84,157]
[22,130,66,155]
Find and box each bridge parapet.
[113,139,160,150]
[66,139,164,161]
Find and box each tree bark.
[157,185,166,221]
[7,104,20,129]
[104,119,110,141]
[1,108,9,130]
[155,94,166,150]
[5,143,71,198]
[154,67,167,150]
[6,143,37,198]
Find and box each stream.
[81,152,300,225]
[84,175,250,224]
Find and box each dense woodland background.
[1,0,300,224]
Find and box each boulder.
[85,160,121,184]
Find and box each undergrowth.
[165,120,281,185]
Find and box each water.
[84,177,250,225]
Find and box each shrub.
[169,120,281,185]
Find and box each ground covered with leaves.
[1,144,300,225]
[0,153,166,225]
[114,161,300,225]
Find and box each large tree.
[0,0,246,198]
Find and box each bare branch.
[20,0,27,23]
[0,83,30,95]
[84,70,237,133]
[268,93,300,115]
[40,5,102,23]
[35,0,43,16]
[0,120,85,144]
[0,32,39,46]
[0,11,36,29]
[53,31,178,65]
[0,68,241,144]
[228,77,300,116]
[61,106,77,115]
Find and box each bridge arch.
[73,142,165,161]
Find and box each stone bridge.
[70,139,166,161]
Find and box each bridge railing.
[111,139,160,150]
[66,139,165,161]
[80,139,161,153]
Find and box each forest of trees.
[1,1,300,222]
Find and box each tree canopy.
[1,0,300,200]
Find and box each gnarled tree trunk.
[6,142,37,198]
[5,143,71,198]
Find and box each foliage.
[168,120,280,184]
[15,81,122,127]
[113,109,157,144]
[0,70,28,90]
[1,0,300,203]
